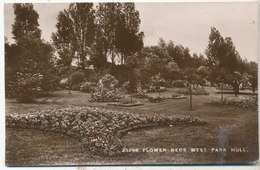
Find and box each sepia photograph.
[4,1,259,166]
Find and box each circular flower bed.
[6,106,206,156]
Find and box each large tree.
[114,3,144,64]
[6,3,55,102]
[95,3,144,65]
[205,27,243,95]
[12,3,41,43]
[52,3,95,74]
[95,3,122,64]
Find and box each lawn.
[5,87,258,166]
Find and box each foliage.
[147,96,166,103]
[114,3,144,64]
[6,4,56,101]
[172,80,189,88]
[176,86,209,95]
[80,82,96,93]
[171,93,186,99]
[205,27,244,94]
[70,71,85,85]
[12,3,41,43]
[90,74,122,102]
[96,3,143,65]
[130,87,149,99]
[210,95,257,111]
[14,72,42,102]
[121,81,131,93]
[146,86,167,93]
[52,3,95,73]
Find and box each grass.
[5,87,258,165]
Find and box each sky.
[4,2,259,62]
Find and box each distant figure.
[252,78,257,93]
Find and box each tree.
[52,3,95,74]
[12,3,41,43]
[114,3,144,64]
[166,40,192,69]
[96,3,144,65]
[96,3,122,64]
[205,27,243,95]
[6,3,55,102]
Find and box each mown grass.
[5,87,258,165]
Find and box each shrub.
[172,80,189,88]
[70,71,85,86]
[131,88,149,99]
[80,82,96,93]
[90,74,122,102]
[98,74,118,90]
[14,72,43,103]
[121,81,131,94]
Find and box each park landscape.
[4,2,259,166]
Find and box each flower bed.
[146,86,167,93]
[6,106,206,156]
[130,90,149,99]
[171,93,186,99]
[210,96,258,111]
[107,98,144,107]
[177,86,209,95]
[147,96,167,103]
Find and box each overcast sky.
[4,2,259,62]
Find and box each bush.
[14,72,43,103]
[80,82,96,93]
[172,80,189,88]
[131,88,149,99]
[90,74,122,102]
[70,71,85,86]
[121,81,131,93]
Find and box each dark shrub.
[80,82,96,93]
[172,80,189,88]
[15,72,42,103]
[70,71,85,86]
